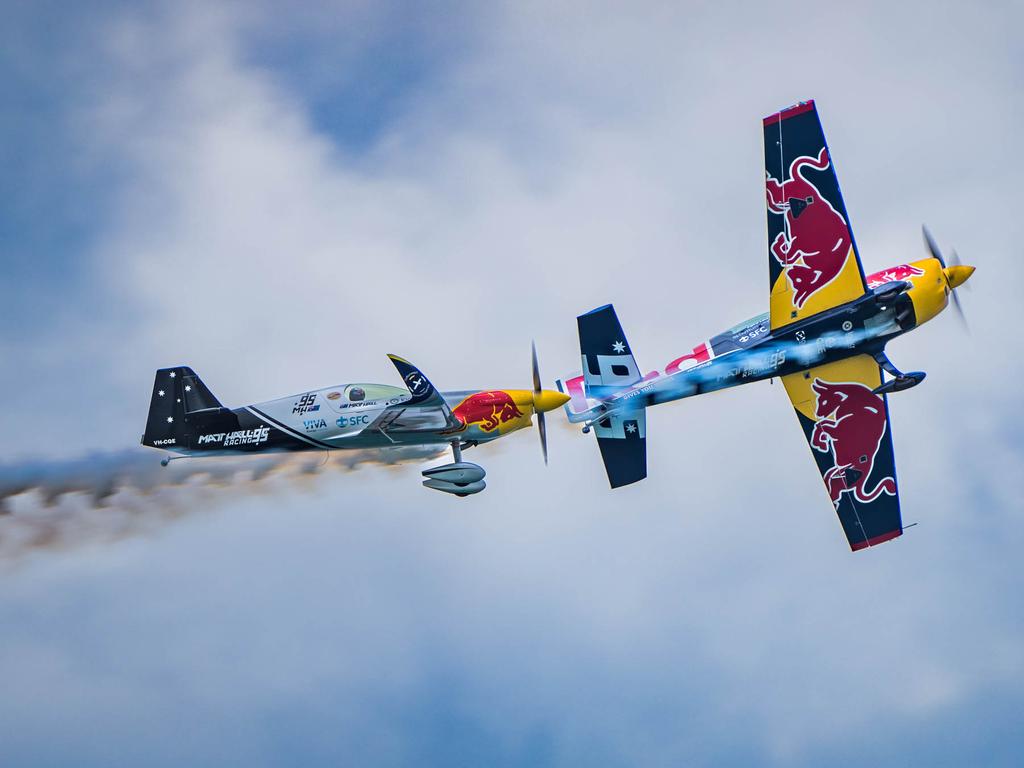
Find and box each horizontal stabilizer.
[595,410,647,488]
[578,304,642,399]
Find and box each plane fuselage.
[563,257,955,416]
[164,384,540,456]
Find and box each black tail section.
[387,354,446,408]
[576,304,648,488]
[595,412,647,488]
[141,366,229,450]
[578,304,643,398]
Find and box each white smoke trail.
[0,445,443,561]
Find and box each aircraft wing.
[764,101,867,331]
[781,354,903,551]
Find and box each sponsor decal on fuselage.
[337,400,379,409]
[303,418,328,432]
[292,393,320,414]
[866,264,926,289]
[451,391,524,432]
[326,391,341,400]
[737,349,786,378]
[198,427,271,447]
[336,414,371,428]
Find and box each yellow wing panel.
[782,354,902,552]
[782,354,881,419]
[770,247,865,329]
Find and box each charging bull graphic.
[766,148,853,308]
[452,391,525,433]
[810,378,896,506]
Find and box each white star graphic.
[158,390,165,397]
[612,341,626,353]
[169,371,176,378]
[626,422,637,434]
[176,398,181,403]
[185,385,192,392]
[166,416,174,423]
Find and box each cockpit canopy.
[334,383,408,404]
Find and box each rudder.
[141,366,224,449]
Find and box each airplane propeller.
[923,225,974,330]
[532,340,549,465]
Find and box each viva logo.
[303,418,328,432]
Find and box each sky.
[1,1,1023,765]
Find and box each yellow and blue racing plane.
[558,100,974,552]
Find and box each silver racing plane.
[142,349,569,496]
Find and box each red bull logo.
[866,263,925,289]
[452,391,525,432]
[766,148,853,308]
[810,378,896,506]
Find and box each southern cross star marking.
[612,341,626,353]
[185,385,192,392]
[158,390,165,397]
[626,422,637,434]
[169,371,176,378]
[166,416,174,423]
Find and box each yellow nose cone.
[533,389,570,413]
[944,264,975,290]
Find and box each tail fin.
[141,366,225,449]
[575,304,648,488]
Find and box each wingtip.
[762,99,816,126]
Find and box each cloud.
[1,1,1023,766]
[0,444,443,561]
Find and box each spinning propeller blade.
[922,225,945,267]
[922,225,973,331]
[532,340,548,465]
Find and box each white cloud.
[2,1,1024,765]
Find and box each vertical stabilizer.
[142,366,224,450]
